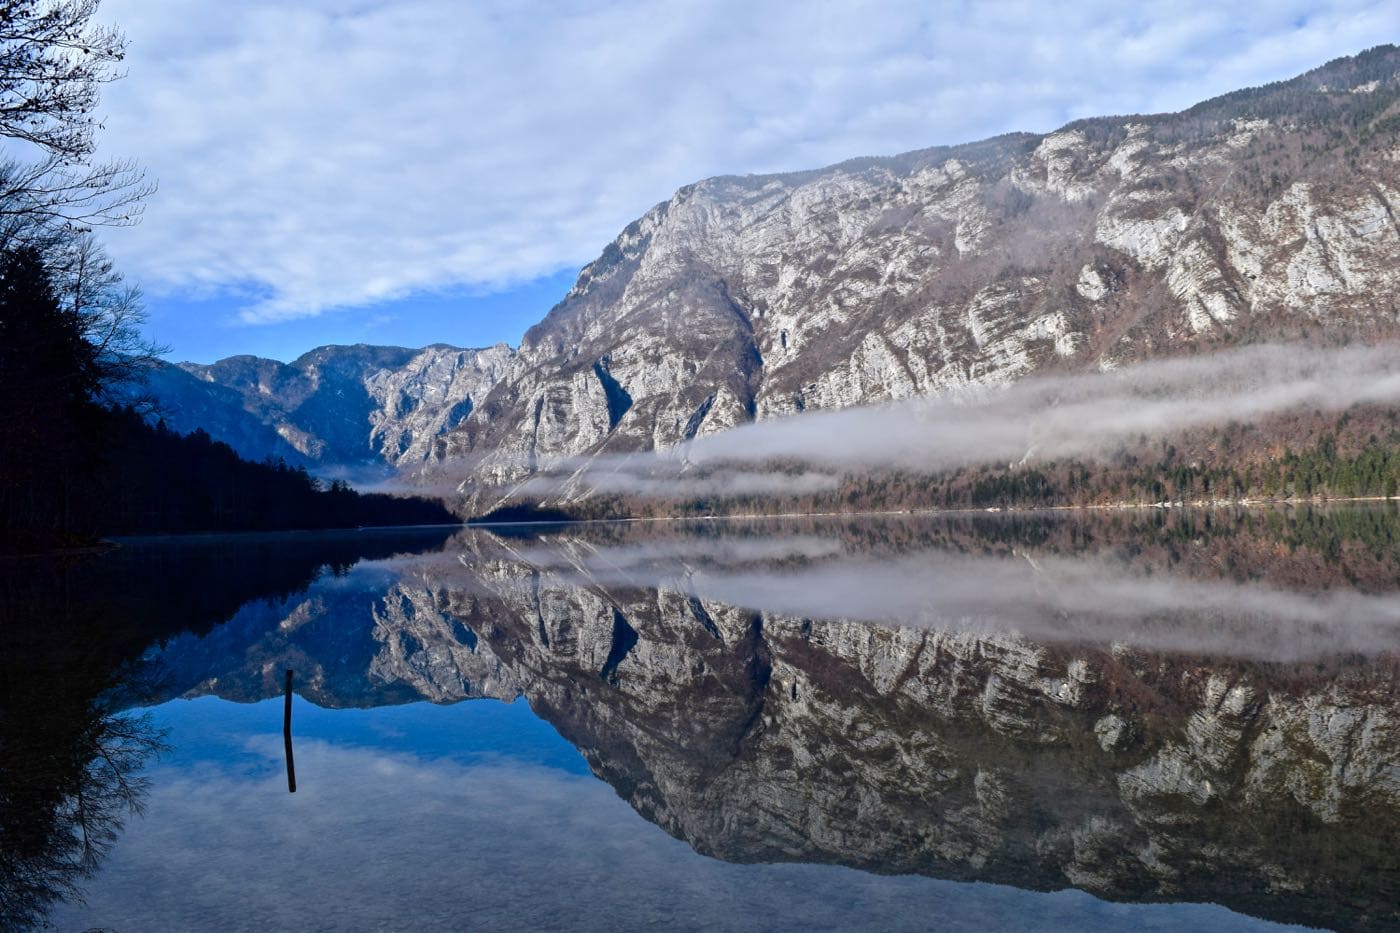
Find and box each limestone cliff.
[439,46,1400,501]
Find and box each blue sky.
[81,0,1397,363]
[142,268,578,362]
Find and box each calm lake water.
[4,508,1398,931]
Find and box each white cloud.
[88,0,1396,323]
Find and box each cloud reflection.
[50,703,1302,932]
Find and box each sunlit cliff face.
[435,54,1400,500]
[139,510,1400,931]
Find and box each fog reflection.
[491,513,1400,661]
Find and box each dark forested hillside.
[0,248,457,552]
[91,407,458,536]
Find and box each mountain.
[441,45,1400,497]
[146,342,512,472]
[145,46,1400,502]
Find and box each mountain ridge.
[146,340,514,471]
[145,45,1400,508]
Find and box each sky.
[79,0,1397,363]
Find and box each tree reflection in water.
[0,526,458,928]
[0,568,166,929]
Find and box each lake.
[3,508,1397,931]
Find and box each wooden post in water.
[283,668,297,793]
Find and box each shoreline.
[4,496,1394,550]
[469,493,1398,528]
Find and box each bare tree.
[0,0,126,162]
[55,230,165,395]
[0,153,145,220]
[0,0,159,407]
[0,0,152,241]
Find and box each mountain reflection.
[134,508,1399,931]
[3,511,1397,930]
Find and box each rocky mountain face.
[145,47,1400,504]
[436,45,1400,502]
[147,514,1400,930]
[146,342,513,471]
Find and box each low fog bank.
[509,344,1400,499]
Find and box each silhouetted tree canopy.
[0,244,106,545]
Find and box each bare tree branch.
[0,1,126,163]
